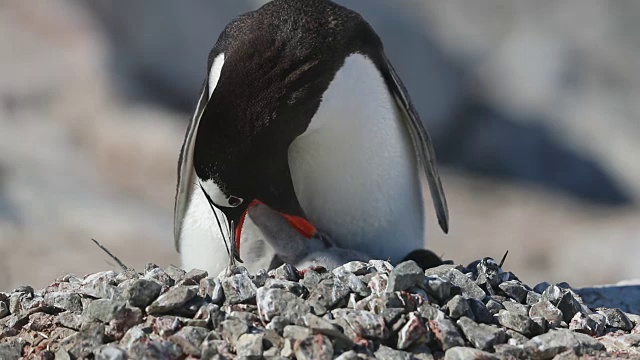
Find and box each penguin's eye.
[227,196,243,207]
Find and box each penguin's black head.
[190,0,382,232]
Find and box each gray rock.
[597,307,634,331]
[557,291,583,324]
[143,267,174,288]
[429,318,465,350]
[526,291,542,305]
[446,295,472,319]
[530,300,563,328]
[220,317,249,346]
[476,258,503,287]
[95,344,127,360]
[332,308,388,340]
[44,292,83,312]
[164,264,186,282]
[265,315,290,334]
[119,325,147,348]
[252,268,269,288]
[375,345,413,360]
[270,263,300,282]
[60,321,105,359]
[335,350,359,360]
[145,286,197,315]
[499,280,529,303]
[501,300,530,316]
[335,269,370,297]
[0,301,9,319]
[339,261,369,275]
[0,341,22,360]
[444,346,499,360]
[124,279,162,308]
[467,298,493,324]
[534,282,552,294]
[199,277,224,304]
[505,329,530,345]
[368,273,389,296]
[542,285,564,306]
[56,311,83,330]
[55,348,72,360]
[265,278,307,298]
[257,288,310,323]
[418,303,446,321]
[424,276,452,300]
[295,334,333,360]
[530,316,547,336]
[569,312,602,336]
[598,333,640,356]
[201,338,227,359]
[494,344,528,359]
[237,333,264,358]
[369,259,394,274]
[283,325,313,340]
[588,313,607,336]
[307,278,351,309]
[302,269,322,289]
[183,268,208,283]
[169,326,209,356]
[386,260,424,292]
[447,269,486,300]
[83,299,140,324]
[397,312,427,349]
[496,309,533,335]
[221,273,258,304]
[127,339,183,360]
[524,329,605,359]
[485,299,504,315]
[424,264,458,277]
[457,316,506,351]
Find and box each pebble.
[0,258,635,358]
[145,285,196,315]
[256,288,310,323]
[123,279,162,308]
[221,273,257,304]
[236,333,264,357]
[397,312,427,349]
[295,334,333,360]
[447,269,486,300]
[444,346,499,360]
[524,329,605,358]
[530,300,563,328]
[457,316,506,351]
[386,260,424,292]
[496,309,533,335]
[499,280,529,303]
[597,307,634,331]
[429,318,465,350]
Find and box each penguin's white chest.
[288,54,426,264]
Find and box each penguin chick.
[241,200,371,272]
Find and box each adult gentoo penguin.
[174,0,449,276]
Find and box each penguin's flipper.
[379,54,450,233]
[174,80,209,251]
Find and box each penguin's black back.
[193,0,386,214]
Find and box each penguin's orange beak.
[234,199,318,253]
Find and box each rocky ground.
[0,259,639,359]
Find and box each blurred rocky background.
[1,0,638,290]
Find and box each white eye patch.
[208,53,225,99]
[200,178,243,208]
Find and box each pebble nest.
[0,258,639,359]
